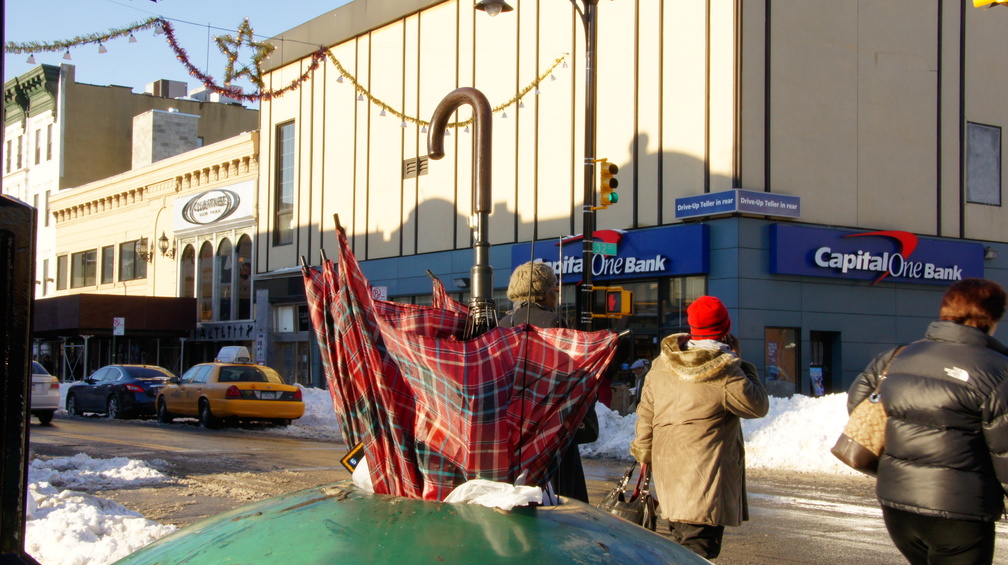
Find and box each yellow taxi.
[155,347,304,428]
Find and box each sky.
[3,0,353,104]
[24,384,860,565]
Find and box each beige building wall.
[49,132,259,301]
[255,0,1008,273]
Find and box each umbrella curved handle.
[427,87,492,214]
[426,88,494,322]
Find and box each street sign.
[592,241,617,256]
[113,317,125,336]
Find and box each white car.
[30,361,60,425]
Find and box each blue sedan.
[65,365,175,419]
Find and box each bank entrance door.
[810,331,841,395]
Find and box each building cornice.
[51,131,259,225]
[3,64,60,128]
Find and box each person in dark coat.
[497,260,593,503]
[847,278,1008,565]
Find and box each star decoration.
[215,18,276,91]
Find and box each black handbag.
[573,403,599,444]
[597,461,658,531]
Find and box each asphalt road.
[27,416,1008,564]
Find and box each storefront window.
[217,238,233,320]
[198,242,214,322]
[275,341,310,386]
[765,327,800,397]
[236,235,252,320]
[180,245,196,298]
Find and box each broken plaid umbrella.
[303,227,618,501]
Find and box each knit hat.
[630,359,649,371]
[507,261,557,303]
[687,296,731,340]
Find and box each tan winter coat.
[630,334,768,527]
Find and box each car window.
[261,368,285,384]
[218,366,271,383]
[180,365,202,384]
[105,368,123,382]
[192,365,212,384]
[125,366,173,380]
[32,361,49,375]
[89,368,111,382]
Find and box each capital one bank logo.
[814,230,962,284]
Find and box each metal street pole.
[476,0,600,331]
[578,0,599,331]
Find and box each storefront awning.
[33,295,197,338]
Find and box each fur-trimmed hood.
[658,333,741,384]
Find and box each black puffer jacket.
[848,321,1008,521]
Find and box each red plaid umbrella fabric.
[303,228,619,501]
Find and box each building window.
[34,129,41,165]
[70,249,98,288]
[42,259,50,296]
[198,241,214,322]
[5,140,10,173]
[46,124,53,161]
[56,255,67,290]
[119,240,148,281]
[275,304,296,333]
[16,135,23,170]
[101,246,115,284]
[236,235,253,320]
[967,122,1002,206]
[180,245,196,298]
[273,121,295,246]
[44,190,50,227]
[217,238,233,321]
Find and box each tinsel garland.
[4,16,569,124]
[3,17,163,53]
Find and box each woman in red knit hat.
[630,295,768,559]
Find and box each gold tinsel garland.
[4,17,569,126]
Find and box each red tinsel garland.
[160,19,326,103]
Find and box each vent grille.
[402,156,429,179]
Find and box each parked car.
[156,347,304,428]
[65,365,175,419]
[30,361,60,425]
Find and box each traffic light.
[595,158,619,210]
[593,286,633,318]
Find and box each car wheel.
[198,400,219,429]
[36,411,55,425]
[66,394,80,417]
[156,399,174,424]
[107,396,122,419]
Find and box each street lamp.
[474,0,513,16]
[476,0,601,330]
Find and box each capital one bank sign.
[511,224,710,280]
[770,224,984,285]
